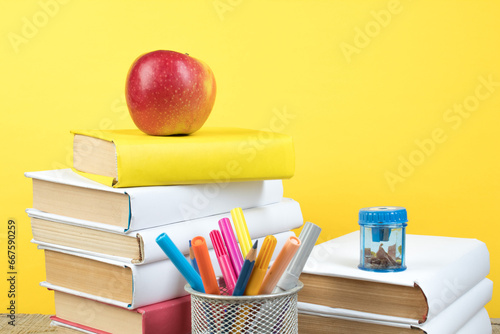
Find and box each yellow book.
[71,127,294,187]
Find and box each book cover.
[299,231,490,323]
[418,278,492,333]
[456,308,492,334]
[39,231,296,309]
[25,168,284,232]
[51,292,191,334]
[28,198,303,264]
[71,127,295,187]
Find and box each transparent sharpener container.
[358,206,407,272]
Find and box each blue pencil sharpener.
[358,206,407,272]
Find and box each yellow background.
[1,0,498,317]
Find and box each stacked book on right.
[297,231,493,334]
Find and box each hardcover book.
[298,231,490,323]
[71,127,295,187]
[298,278,492,333]
[298,308,491,334]
[51,291,191,334]
[39,231,296,309]
[25,169,284,232]
[28,198,303,264]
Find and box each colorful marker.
[244,235,277,295]
[219,217,244,276]
[258,236,301,295]
[210,229,237,294]
[192,236,220,295]
[156,233,204,293]
[231,207,253,257]
[274,222,321,293]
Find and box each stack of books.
[25,127,304,334]
[297,231,493,334]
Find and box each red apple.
[125,50,216,136]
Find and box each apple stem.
[185,53,189,56]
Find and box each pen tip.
[252,240,258,249]
[189,240,192,247]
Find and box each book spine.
[140,296,191,333]
[419,278,492,333]
[419,241,490,320]
[128,179,284,231]
[455,308,491,334]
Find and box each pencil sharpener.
[358,206,407,272]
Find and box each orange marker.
[258,236,301,295]
[192,236,220,295]
[244,235,277,295]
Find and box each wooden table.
[1,314,499,333]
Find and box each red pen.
[210,229,237,294]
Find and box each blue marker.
[156,233,205,293]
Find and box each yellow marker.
[231,208,253,257]
[244,235,277,295]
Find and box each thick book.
[298,308,491,334]
[28,197,303,264]
[71,127,295,187]
[25,169,283,232]
[298,231,490,323]
[298,278,492,333]
[51,291,190,334]
[39,231,295,309]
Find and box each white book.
[28,198,303,264]
[25,169,284,232]
[40,231,295,309]
[301,231,490,323]
[298,277,493,333]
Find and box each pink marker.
[218,218,244,276]
[210,229,237,294]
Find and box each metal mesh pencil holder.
[185,280,303,334]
